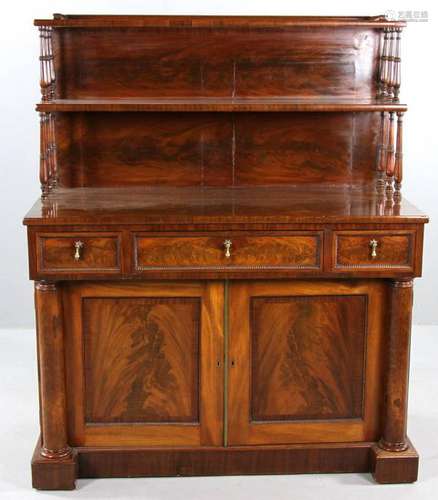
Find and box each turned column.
[39,113,49,198]
[379,279,413,452]
[376,112,387,198]
[35,281,71,459]
[394,112,404,203]
[385,112,396,198]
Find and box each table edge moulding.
[24,14,428,490]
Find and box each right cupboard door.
[227,280,386,445]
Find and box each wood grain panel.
[37,233,120,272]
[333,230,414,270]
[63,281,224,447]
[228,280,386,446]
[55,27,378,99]
[234,28,377,98]
[135,233,321,270]
[235,113,379,185]
[57,112,233,188]
[56,113,380,188]
[250,295,366,421]
[83,297,200,423]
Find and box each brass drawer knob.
[74,240,84,261]
[369,239,378,259]
[223,239,232,258]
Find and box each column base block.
[371,438,419,484]
[31,438,77,490]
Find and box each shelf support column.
[385,112,396,198]
[394,112,404,203]
[39,26,55,101]
[39,112,57,198]
[38,25,57,199]
[379,279,413,452]
[35,281,71,459]
[376,112,387,199]
[393,28,402,100]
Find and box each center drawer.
[134,233,322,271]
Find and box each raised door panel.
[228,280,386,445]
[63,281,224,447]
[83,297,199,424]
[251,295,366,421]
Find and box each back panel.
[56,111,379,188]
[54,27,380,99]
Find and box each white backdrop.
[0,0,436,328]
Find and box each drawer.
[332,230,415,271]
[37,233,121,273]
[134,233,322,271]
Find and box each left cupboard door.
[62,281,224,447]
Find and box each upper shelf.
[36,98,408,113]
[34,14,407,28]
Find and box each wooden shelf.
[23,186,427,226]
[34,15,407,29]
[36,98,408,113]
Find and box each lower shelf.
[31,436,419,490]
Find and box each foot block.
[31,439,77,490]
[371,438,419,484]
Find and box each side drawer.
[36,233,121,273]
[134,233,322,271]
[332,230,415,272]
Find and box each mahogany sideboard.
[24,14,428,489]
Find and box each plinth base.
[31,436,419,490]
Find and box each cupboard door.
[228,280,386,445]
[63,281,223,447]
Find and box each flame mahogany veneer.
[24,15,428,489]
